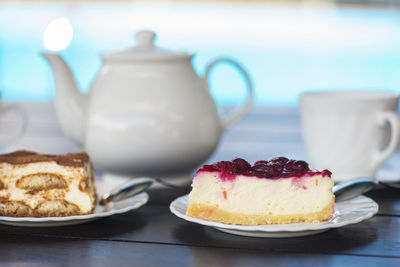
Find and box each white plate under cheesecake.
[170,157,379,237]
[170,194,378,238]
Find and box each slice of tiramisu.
[0,150,96,217]
[186,157,334,225]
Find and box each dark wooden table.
[0,103,399,266]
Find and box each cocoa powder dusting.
[0,150,89,167]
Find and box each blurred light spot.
[43,17,73,51]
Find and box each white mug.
[300,91,400,182]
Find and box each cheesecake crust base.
[186,200,335,225]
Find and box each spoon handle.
[100,177,154,205]
[333,178,378,202]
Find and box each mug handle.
[0,104,27,149]
[372,111,400,171]
[204,57,253,129]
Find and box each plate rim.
[169,194,379,233]
[0,193,149,224]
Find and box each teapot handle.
[204,57,253,129]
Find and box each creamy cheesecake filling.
[190,172,333,216]
[186,157,335,225]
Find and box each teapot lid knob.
[102,30,192,60]
[136,30,156,48]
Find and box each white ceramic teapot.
[42,30,253,179]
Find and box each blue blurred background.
[1,1,400,106]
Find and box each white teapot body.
[42,31,253,179]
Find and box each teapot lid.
[102,30,192,61]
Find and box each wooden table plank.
[1,202,399,258]
[1,234,399,267]
[366,187,400,216]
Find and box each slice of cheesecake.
[0,150,96,217]
[186,157,334,225]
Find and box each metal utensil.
[333,177,378,202]
[100,177,184,206]
[100,177,154,206]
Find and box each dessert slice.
[0,150,96,217]
[186,157,334,225]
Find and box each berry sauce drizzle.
[197,157,331,182]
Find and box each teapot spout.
[42,53,88,146]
